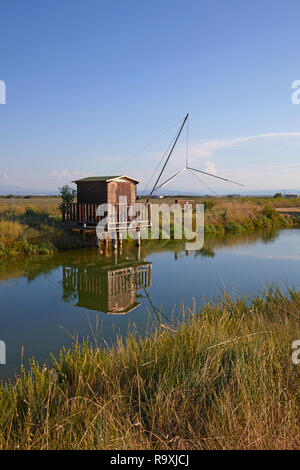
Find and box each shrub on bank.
[0,239,55,257]
[224,222,245,232]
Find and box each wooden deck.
[62,202,151,231]
[275,207,300,217]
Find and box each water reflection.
[0,229,281,284]
[0,228,299,380]
[62,261,152,315]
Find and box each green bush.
[224,222,245,232]
[203,199,216,210]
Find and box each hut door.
[117,183,131,228]
[117,182,131,202]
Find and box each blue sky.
[1,0,300,193]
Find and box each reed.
[0,286,299,450]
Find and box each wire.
[188,169,218,196]
[188,166,245,187]
[109,118,183,174]
[153,168,187,192]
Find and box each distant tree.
[58,185,76,213]
[58,185,76,204]
[274,192,283,198]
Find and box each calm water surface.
[0,229,299,379]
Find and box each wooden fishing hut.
[62,175,151,247]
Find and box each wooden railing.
[62,203,100,224]
[62,203,151,229]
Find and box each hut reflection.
[62,259,152,315]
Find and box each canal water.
[0,228,299,380]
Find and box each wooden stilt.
[118,231,123,255]
[113,233,117,250]
[136,227,141,247]
[95,231,100,248]
[104,232,109,255]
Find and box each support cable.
[152,168,187,192]
[188,169,218,196]
[110,118,183,174]
[187,166,245,187]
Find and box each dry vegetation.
[0,198,86,257]
[0,287,299,450]
[0,196,60,210]
[141,195,299,234]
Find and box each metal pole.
[146,113,189,203]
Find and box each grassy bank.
[0,197,299,258]
[155,199,296,239]
[0,287,299,450]
[140,196,299,235]
[0,205,92,258]
[203,200,296,234]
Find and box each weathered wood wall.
[77,181,107,204]
[77,180,136,206]
[107,181,136,206]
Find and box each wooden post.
[104,232,109,252]
[95,231,100,248]
[118,231,123,255]
[136,227,141,247]
[118,231,123,245]
[81,229,86,247]
[105,233,109,256]
[112,232,117,251]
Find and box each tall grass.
[0,287,299,449]
[0,220,25,244]
[204,201,295,232]
[0,208,57,256]
[142,197,298,235]
[0,206,88,257]
[0,196,60,212]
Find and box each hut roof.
[73,175,139,184]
